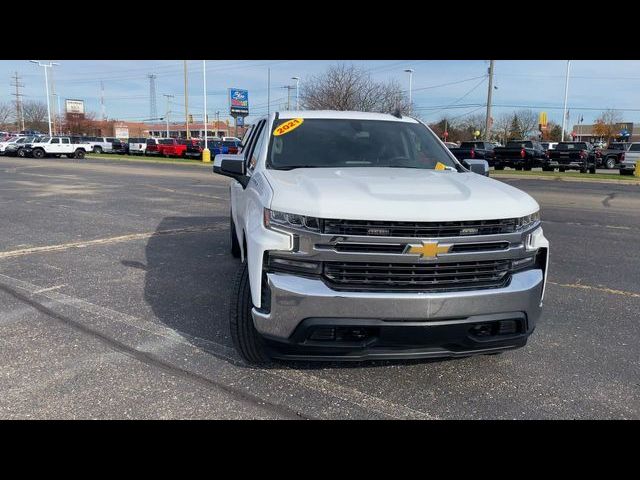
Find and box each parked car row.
[444,139,639,175]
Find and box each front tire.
[229,262,271,365]
[589,164,596,174]
[93,146,103,154]
[74,149,85,159]
[32,148,45,159]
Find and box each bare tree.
[459,113,486,139]
[514,109,538,139]
[300,63,412,114]
[493,113,512,144]
[22,101,49,131]
[592,109,623,142]
[0,101,14,129]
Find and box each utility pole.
[216,111,220,137]
[291,76,300,110]
[50,66,57,134]
[282,85,294,110]
[11,72,25,132]
[100,81,106,121]
[148,74,157,120]
[267,68,271,117]
[163,94,174,138]
[561,60,571,142]
[184,61,190,139]
[484,60,495,141]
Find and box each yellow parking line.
[0,225,223,260]
[549,281,640,299]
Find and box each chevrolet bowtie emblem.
[405,241,453,259]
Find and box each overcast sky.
[2,60,639,128]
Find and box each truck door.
[48,137,61,154]
[60,137,73,154]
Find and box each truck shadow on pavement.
[141,216,464,371]
[141,216,239,358]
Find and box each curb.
[492,173,640,186]
[86,155,210,167]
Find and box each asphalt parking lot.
[0,156,638,419]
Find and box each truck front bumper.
[252,269,544,360]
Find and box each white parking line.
[0,224,225,260]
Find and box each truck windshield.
[267,118,459,170]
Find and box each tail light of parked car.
[228,146,239,154]
[520,148,526,159]
[620,152,625,161]
[545,150,550,159]
[579,150,587,159]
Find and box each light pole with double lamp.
[29,60,60,136]
[291,76,300,110]
[202,60,210,163]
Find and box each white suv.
[214,111,549,363]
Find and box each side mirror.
[463,159,490,176]
[213,154,249,186]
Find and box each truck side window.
[245,120,265,173]
[50,138,59,144]
[248,123,267,173]
[62,138,70,144]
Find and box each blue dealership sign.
[229,88,249,115]
[236,116,244,127]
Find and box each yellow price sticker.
[434,162,447,171]
[273,118,304,136]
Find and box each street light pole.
[291,76,300,110]
[202,60,210,163]
[163,94,174,138]
[404,69,414,104]
[30,61,59,136]
[561,60,571,142]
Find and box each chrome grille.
[323,260,512,292]
[322,219,518,237]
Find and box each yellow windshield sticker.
[274,118,304,136]
[435,162,446,171]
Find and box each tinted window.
[159,139,174,145]
[50,138,60,144]
[62,138,70,144]
[268,119,458,170]
[556,142,587,150]
[608,143,627,150]
[506,141,533,148]
[629,144,640,152]
[146,139,157,145]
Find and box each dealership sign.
[65,99,85,114]
[229,88,249,115]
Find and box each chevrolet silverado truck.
[619,142,640,175]
[595,142,630,170]
[493,140,547,170]
[546,141,597,173]
[213,111,549,364]
[448,141,496,165]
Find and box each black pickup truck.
[594,142,630,169]
[447,141,496,164]
[492,140,547,170]
[546,142,597,173]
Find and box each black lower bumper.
[263,313,532,361]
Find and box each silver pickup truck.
[619,142,640,175]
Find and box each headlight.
[264,208,320,232]
[514,211,540,231]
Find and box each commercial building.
[571,122,639,143]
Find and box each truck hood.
[263,167,539,222]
